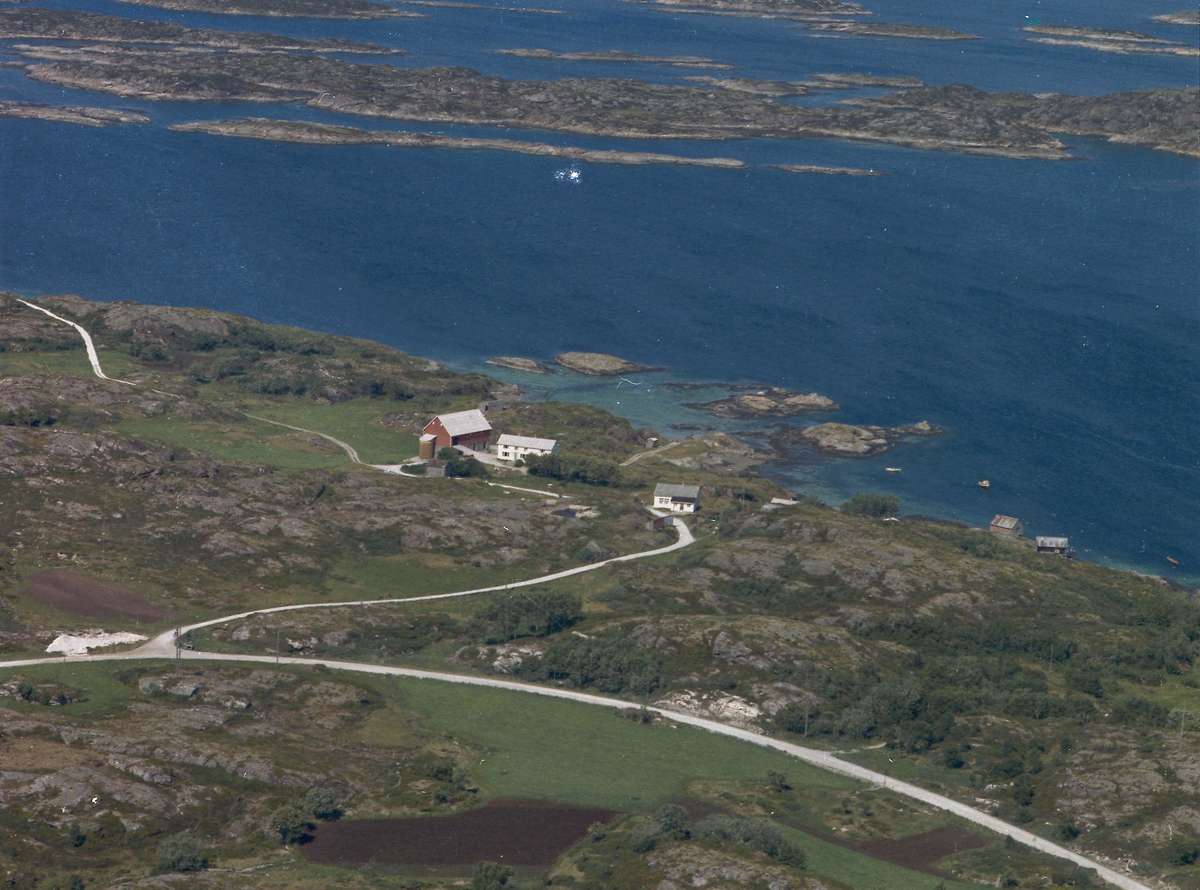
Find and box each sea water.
[0,0,1196,580]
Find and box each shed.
[990,514,1024,536]
[425,459,449,478]
[653,483,701,514]
[423,409,492,451]
[496,434,559,462]
[1036,536,1069,553]
[646,515,673,531]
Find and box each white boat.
[978,480,991,489]
[885,467,901,473]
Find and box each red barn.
[422,409,492,451]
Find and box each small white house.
[653,483,700,514]
[496,434,559,462]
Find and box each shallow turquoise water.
[0,0,1196,579]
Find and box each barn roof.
[655,483,700,500]
[430,409,492,437]
[497,434,557,450]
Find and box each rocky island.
[114,0,422,18]
[685,387,838,418]
[486,356,552,373]
[171,119,749,168]
[768,164,887,175]
[494,48,735,69]
[0,100,149,127]
[804,21,980,39]
[614,0,868,21]
[1154,10,1199,24]
[784,420,943,456]
[2,9,1197,158]
[1022,23,1198,57]
[554,352,661,376]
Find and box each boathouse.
[653,483,701,514]
[422,409,492,451]
[989,514,1024,537]
[496,434,558,462]
[1036,536,1069,554]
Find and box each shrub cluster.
[470,589,583,644]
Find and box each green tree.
[306,787,341,821]
[268,802,314,844]
[840,492,900,517]
[472,861,514,890]
[156,832,207,872]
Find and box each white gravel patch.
[47,632,147,656]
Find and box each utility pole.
[276,629,281,665]
[174,626,182,675]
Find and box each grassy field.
[239,400,418,465]
[386,675,854,807]
[113,414,350,469]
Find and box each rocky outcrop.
[554,352,661,376]
[686,387,837,418]
[0,101,148,127]
[786,420,943,457]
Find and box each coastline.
[0,282,1194,587]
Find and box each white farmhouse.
[653,483,700,514]
[496,434,559,462]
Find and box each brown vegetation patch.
[301,798,618,867]
[22,572,177,621]
[857,824,986,869]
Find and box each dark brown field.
[301,799,618,868]
[22,571,178,621]
[857,824,986,870]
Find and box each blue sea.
[0,0,1197,580]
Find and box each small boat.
[886,467,901,473]
[978,480,991,489]
[1167,556,1180,566]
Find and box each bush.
[1112,697,1169,727]
[525,452,621,486]
[693,814,805,867]
[536,636,660,696]
[1058,818,1080,841]
[437,447,490,478]
[1166,835,1200,866]
[472,861,514,890]
[268,802,314,844]
[306,787,341,821]
[156,832,207,872]
[840,492,900,517]
[470,589,583,644]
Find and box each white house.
[496,434,559,462]
[653,483,700,514]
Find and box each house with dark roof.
[653,483,701,514]
[422,409,492,451]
